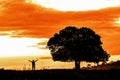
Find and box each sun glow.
[0,36,49,57]
[28,0,120,11]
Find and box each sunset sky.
[0,0,120,58]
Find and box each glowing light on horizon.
[28,0,120,11]
[0,36,49,57]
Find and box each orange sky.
[0,0,120,56]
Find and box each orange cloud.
[0,0,120,55]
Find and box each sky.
[0,0,120,57]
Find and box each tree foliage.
[47,26,110,69]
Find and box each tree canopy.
[47,26,110,69]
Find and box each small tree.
[47,26,110,70]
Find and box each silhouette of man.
[28,59,38,70]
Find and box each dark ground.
[0,69,120,80]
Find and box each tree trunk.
[75,60,80,70]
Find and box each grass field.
[0,69,119,80]
[0,61,120,80]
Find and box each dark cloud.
[29,39,48,49]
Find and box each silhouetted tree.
[47,26,110,70]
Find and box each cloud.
[40,56,51,60]
[33,0,120,11]
[0,0,60,37]
[29,38,49,49]
[0,0,120,55]
[0,2,120,37]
